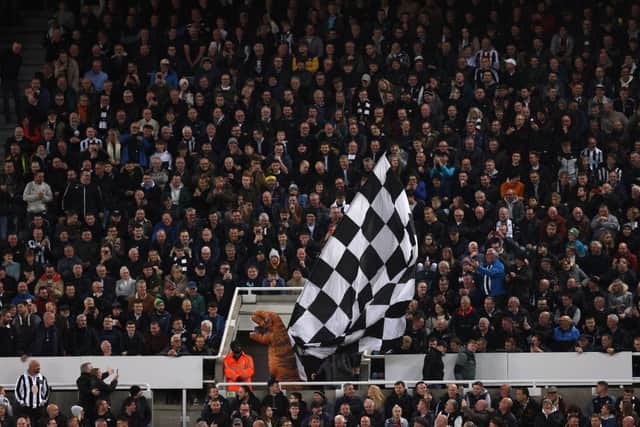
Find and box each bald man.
[622,417,635,427]
[30,312,62,356]
[15,359,49,425]
[435,414,448,427]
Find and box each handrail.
[212,379,636,388]
[232,287,304,292]
[203,287,304,360]
[367,352,640,359]
[0,383,152,391]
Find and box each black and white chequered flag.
[288,154,418,380]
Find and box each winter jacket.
[22,181,53,213]
[476,259,506,297]
[534,409,563,427]
[454,347,476,380]
[423,348,445,380]
[62,181,103,217]
[223,351,255,391]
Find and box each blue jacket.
[151,221,178,245]
[414,180,428,201]
[476,259,506,297]
[120,134,152,168]
[569,239,587,257]
[261,277,285,287]
[149,70,178,88]
[552,326,580,342]
[11,292,36,306]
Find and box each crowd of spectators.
[1,0,640,367]
[0,358,150,427]
[194,381,640,427]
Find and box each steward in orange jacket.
[223,341,255,391]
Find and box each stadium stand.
[1,0,640,425]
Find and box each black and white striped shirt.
[581,147,604,171]
[79,137,103,152]
[597,166,622,185]
[15,372,49,409]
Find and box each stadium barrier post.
[181,388,188,427]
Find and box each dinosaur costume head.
[251,310,282,333]
[250,310,300,382]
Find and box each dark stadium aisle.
[153,403,202,427]
[0,8,48,156]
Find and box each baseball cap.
[196,262,206,269]
[361,73,371,82]
[233,419,243,426]
[505,58,517,66]
[130,385,142,396]
[187,281,197,289]
[546,386,558,393]
[160,58,170,65]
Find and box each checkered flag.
[288,154,418,380]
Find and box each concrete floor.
[153,403,202,427]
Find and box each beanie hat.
[269,249,280,259]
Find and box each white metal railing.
[204,287,304,360]
[212,378,637,389]
[0,382,151,391]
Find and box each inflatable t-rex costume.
[250,310,301,381]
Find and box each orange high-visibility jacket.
[223,352,255,391]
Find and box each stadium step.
[0,6,49,141]
[153,403,202,427]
